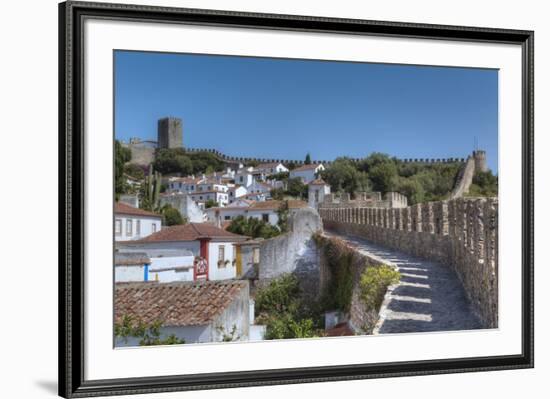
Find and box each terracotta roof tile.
[115,202,161,218]
[309,178,327,185]
[115,280,249,327]
[135,223,248,242]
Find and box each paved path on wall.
[325,231,482,334]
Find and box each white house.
[116,223,250,281]
[235,166,255,187]
[115,280,250,346]
[246,181,272,195]
[206,200,308,227]
[114,249,196,283]
[254,162,289,176]
[308,178,332,208]
[196,179,229,193]
[228,185,248,203]
[289,163,325,184]
[167,176,203,194]
[114,202,162,242]
[189,190,230,208]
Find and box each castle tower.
[473,150,488,173]
[157,117,183,149]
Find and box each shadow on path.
[325,231,482,334]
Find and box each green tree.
[115,140,132,197]
[226,216,280,239]
[467,170,498,197]
[304,153,312,165]
[321,157,370,195]
[161,205,187,226]
[286,177,308,198]
[368,161,398,192]
[153,148,193,175]
[123,163,145,180]
[204,199,219,209]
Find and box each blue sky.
[115,50,498,172]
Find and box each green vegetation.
[466,170,498,197]
[226,215,281,239]
[152,148,225,175]
[115,315,185,346]
[255,274,322,339]
[304,153,312,165]
[204,199,219,209]
[269,177,307,200]
[140,165,162,211]
[115,140,132,198]
[359,266,400,312]
[123,163,145,181]
[320,152,497,205]
[321,157,371,196]
[313,234,355,312]
[160,205,187,226]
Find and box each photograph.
[113,50,499,347]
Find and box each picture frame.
[59,1,534,397]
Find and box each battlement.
[318,191,407,209]
[184,147,467,168]
[318,197,498,328]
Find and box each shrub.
[254,274,322,339]
[359,266,401,312]
[114,315,185,346]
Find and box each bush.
[254,274,322,339]
[161,206,187,226]
[227,215,281,239]
[115,315,185,346]
[359,266,401,312]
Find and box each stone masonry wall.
[319,198,498,328]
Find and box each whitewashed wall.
[114,215,162,241]
[208,242,237,280]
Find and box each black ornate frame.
[59,1,534,397]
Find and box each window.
[152,223,157,233]
[262,213,269,222]
[253,248,260,264]
[224,215,231,220]
[126,219,133,236]
[315,189,319,202]
[136,220,141,236]
[240,176,244,182]
[218,246,225,267]
[115,219,122,236]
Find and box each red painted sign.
[194,239,210,280]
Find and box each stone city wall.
[318,197,498,328]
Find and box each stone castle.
[122,117,488,180]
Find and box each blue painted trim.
[144,264,149,282]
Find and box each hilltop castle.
[121,117,488,179]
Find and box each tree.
[226,216,280,239]
[286,177,308,198]
[321,157,371,195]
[304,153,312,165]
[368,161,398,192]
[153,148,193,175]
[204,199,219,209]
[123,163,145,180]
[115,140,132,197]
[161,205,187,226]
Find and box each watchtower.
[157,117,183,149]
[473,150,488,173]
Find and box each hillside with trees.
[320,152,498,205]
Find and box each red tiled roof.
[135,223,248,242]
[115,280,249,327]
[292,164,323,172]
[309,178,327,185]
[115,202,161,218]
[256,162,283,169]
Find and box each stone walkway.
[327,232,482,334]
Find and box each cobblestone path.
[327,232,482,334]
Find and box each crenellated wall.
[318,198,498,328]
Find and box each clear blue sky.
[115,50,498,172]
